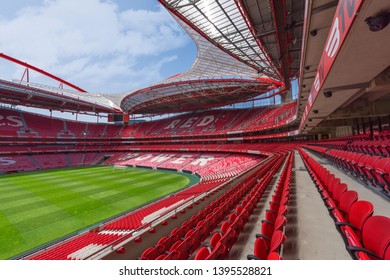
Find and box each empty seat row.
[320,148,390,197]
[139,154,286,260]
[1,103,297,141]
[347,139,390,157]
[194,153,289,260]
[247,152,293,260]
[299,148,390,260]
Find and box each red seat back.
[253,237,269,260]
[265,210,276,223]
[332,183,348,203]
[274,215,287,232]
[270,230,286,253]
[384,245,390,260]
[267,252,283,260]
[210,232,222,248]
[207,242,226,260]
[220,221,231,233]
[229,213,237,223]
[338,190,358,214]
[362,216,390,259]
[348,200,374,232]
[278,205,288,216]
[194,247,210,260]
[261,221,274,240]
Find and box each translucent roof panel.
[120,11,283,114]
[159,0,282,81]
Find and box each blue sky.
[0,0,196,93]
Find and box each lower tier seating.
[139,153,286,260]
[247,152,293,260]
[28,180,221,260]
[305,145,390,198]
[298,148,390,260]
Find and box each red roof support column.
[234,0,283,82]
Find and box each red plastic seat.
[347,201,374,236]
[229,213,237,223]
[260,221,274,240]
[169,237,194,260]
[218,228,237,254]
[157,234,179,252]
[373,157,390,192]
[220,221,231,234]
[140,244,164,260]
[274,215,287,232]
[155,254,167,260]
[209,232,222,249]
[235,205,243,214]
[267,252,283,260]
[247,230,286,260]
[335,200,374,241]
[331,183,348,206]
[337,190,358,214]
[348,216,390,260]
[205,242,226,260]
[194,247,211,260]
[356,154,371,179]
[363,156,381,183]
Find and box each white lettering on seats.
[180,117,198,128]
[164,119,181,129]
[190,155,215,167]
[135,154,153,161]
[0,115,23,127]
[150,154,175,163]
[197,115,215,127]
[118,153,139,161]
[171,154,193,164]
[0,157,16,165]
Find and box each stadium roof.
[0,53,122,114]
[1,0,389,136]
[121,0,305,114]
[0,79,122,114]
[0,0,305,116]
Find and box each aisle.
[282,150,351,260]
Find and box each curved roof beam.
[158,0,282,81]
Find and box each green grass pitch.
[0,166,197,259]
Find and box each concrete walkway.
[282,150,351,260]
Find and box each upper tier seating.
[1,103,297,140]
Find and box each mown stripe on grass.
[0,167,195,259]
[0,211,25,254]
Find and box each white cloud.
[0,0,191,92]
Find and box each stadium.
[0,0,389,261]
